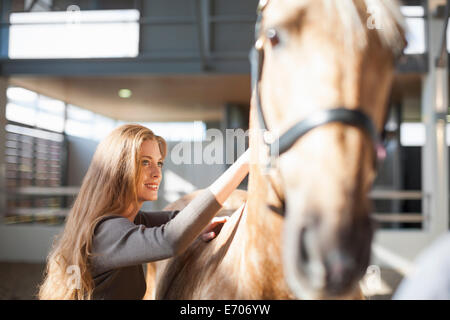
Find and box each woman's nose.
[150,166,161,178]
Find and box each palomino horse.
[145,0,406,299]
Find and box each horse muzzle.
[283,213,373,299]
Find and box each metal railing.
[3,187,427,223]
[6,186,79,196]
[2,186,79,224]
[369,190,426,223]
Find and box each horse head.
[250,0,406,299]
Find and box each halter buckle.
[258,139,274,174]
[259,131,279,174]
[263,130,276,145]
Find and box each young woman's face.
[136,139,164,202]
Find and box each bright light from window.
[6,86,120,140]
[36,111,64,132]
[65,119,93,139]
[65,105,118,141]
[6,87,67,133]
[7,87,38,102]
[67,104,94,121]
[136,121,207,142]
[402,123,450,146]
[6,102,36,126]
[38,96,65,115]
[6,124,64,142]
[399,6,425,55]
[446,20,450,53]
[9,9,140,59]
[92,114,116,141]
[404,18,425,54]
[400,6,424,17]
[400,123,426,146]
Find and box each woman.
[38,124,249,299]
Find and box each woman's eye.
[142,160,150,166]
[158,161,164,168]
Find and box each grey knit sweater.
[90,189,222,299]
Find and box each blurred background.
[0,0,448,299]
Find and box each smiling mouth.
[144,183,159,191]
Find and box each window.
[8,9,140,59]
[65,104,94,139]
[3,86,119,224]
[6,87,65,133]
[401,5,426,55]
[65,104,117,141]
[400,123,426,147]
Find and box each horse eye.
[266,28,280,47]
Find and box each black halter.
[250,0,383,167]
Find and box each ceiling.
[10,74,252,122]
[9,73,422,123]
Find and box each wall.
[66,134,98,185]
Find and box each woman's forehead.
[140,139,162,158]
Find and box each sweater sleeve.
[134,210,180,228]
[90,189,222,275]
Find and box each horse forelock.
[264,0,406,57]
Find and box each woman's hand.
[200,216,229,242]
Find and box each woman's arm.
[90,149,250,274]
[208,149,250,205]
[134,210,178,227]
[164,149,250,254]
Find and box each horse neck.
[231,132,290,298]
[245,158,284,238]
[212,103,292,298]
[242,103,285,256]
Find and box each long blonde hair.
[38,124,167,299]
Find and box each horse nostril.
[298,226,310,265]
[296,224,329,291]
[325,251,355,291]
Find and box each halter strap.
[270,108,380,157]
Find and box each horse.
[144,0,406,300]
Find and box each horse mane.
[268,0,406,56]
[339,0,406,55]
